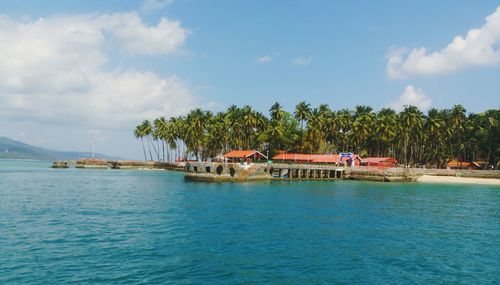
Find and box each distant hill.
[0,136,122,160]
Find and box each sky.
[0,0,499,159]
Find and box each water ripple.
[0,160,499,284]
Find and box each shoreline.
[184,162,500,184]
[417,175,500,185]
[50,159,500,185]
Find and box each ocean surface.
[0,160,498,284]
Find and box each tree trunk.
[140,138,147,161]
[162,140,165,162]
[148,136,159,161]
[485,127,492,169]
[147,139,153,161]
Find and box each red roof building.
[272,153,362,166]
[361,157,398,167]
[223,150,268,162]
[447,160,480,170]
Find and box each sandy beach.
[418,175,500,185]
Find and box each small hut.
[361,157,398,167]
[223,150,268,163]
[447,160,480,170]
[272,153,362,166]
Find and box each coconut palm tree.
[483,109,498,168]
[376,108,397,157]
[307,108,326,152]
[294,101,311,150]
[154,117,172,162]
[136,103,498,168]
[241,105,257,149]
[140,120,155,161]
[270,102,285,122]
[184,109,209,161]
[399,106,424,166]
[423,108,447,167]
[134,124,147,161]
[153,117,166,161]
[351,105,375,156]
[335,109,353,152]
[451,105,467,166]
[266,121,284,151]
[170,116,185,161]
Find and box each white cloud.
[293,56,312,66]
[0,12,197,129]
[256,55,272,63]
[141,0,175,12]
[99,13,187,55]
[387,6,500,79]
[390,85,432,112]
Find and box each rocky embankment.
[346,166,500,183]
[55,159,185,171]
[184,162,500,184]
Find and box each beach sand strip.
[418,175,500,185]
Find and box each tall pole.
[92,135,95,159]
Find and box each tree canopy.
[134,103,500,169]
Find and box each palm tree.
[376,108,397,157]
[352,105,374,156]
[317,104,333,144]
[163,118,178,162]
[352,113,373,156]
[266,120,284,151]
[170,116,185,161]
[134,124,147,161]
[323,109,337,151]
[424,108,445,167]
[307,108,326,152]
[135,103,498,168]
[184,109,208,161]
[354,105,373,118]
[153,117,166,161]
[242,105,257,149]
[270,102,285,122]
[335,109,353,152]
[154,117,171,162]
[294,101,311,150]
[483,109,498,168]
[399,106,424,166]
[451,105,466,166]
[141,120,155,161]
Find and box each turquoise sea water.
[0,160,498,284]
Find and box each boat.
[52,161,69,168]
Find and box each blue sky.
[0,1,499,158]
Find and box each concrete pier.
[53,159,184,171]
[184,162,500,183]
[268,163,345,180]
[184,162,346,182]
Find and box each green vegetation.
[134,103,500,169]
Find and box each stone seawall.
[184,162,345,182]
[346,167,500,182]
[184,162,500,183]
[184,162,270,182]
[69,159,184,171]
[346,167,416,182]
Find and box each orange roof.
[447,161,479,168]
[362,157,397,163]
[312,155,342,163]
[223,150,267,159]
[272,153,360,163]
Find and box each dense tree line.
[134,102,500,169]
